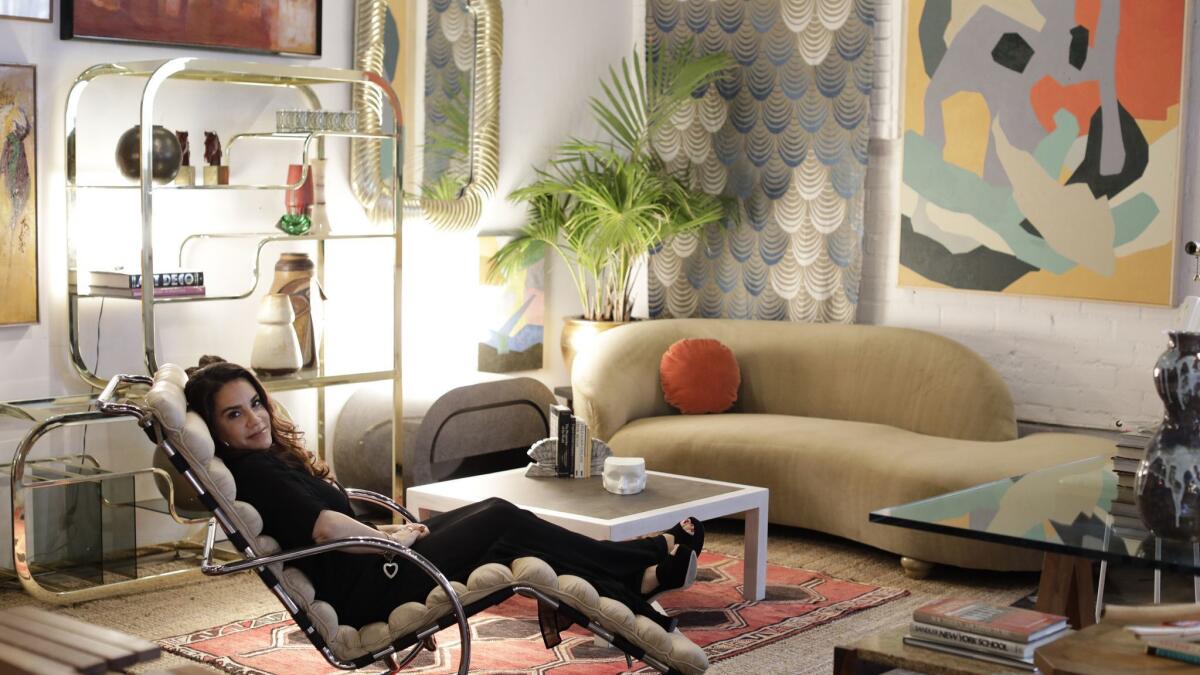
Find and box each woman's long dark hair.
[184,356,330,478]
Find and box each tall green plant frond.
[493,43,734,321]
[592,42,730,160]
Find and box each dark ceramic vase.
[1136,331,1200,540]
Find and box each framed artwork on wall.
[477,235,544,373]
[0,0,51,22]
[0,63,37,326]
[60,0,322,57]
[899,0,1190,305]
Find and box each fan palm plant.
[489,45,732,322]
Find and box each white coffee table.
[405,468,770,601]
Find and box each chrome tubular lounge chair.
[95,368,709,674]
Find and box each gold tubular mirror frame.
[351,0,501,231]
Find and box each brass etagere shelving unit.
[3,58,404,604]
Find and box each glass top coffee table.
[404,468,770,601]
[871,455,1200,628]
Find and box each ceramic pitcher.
[1136,331,1200,540]
[251,294,303,376]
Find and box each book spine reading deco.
[83,271,205,289]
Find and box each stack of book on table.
[74,270,206,298]
[904,598,1071,670]
[1128,619,1200,665]
[1110,427,1152,537]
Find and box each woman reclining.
[183,357,705,631]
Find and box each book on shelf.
[1110,513,1146,531]
[87,285,206,299]
[77,269,205,289]
[912,598,1068,643]
[901,636,1036,670]
[1145,639,1200,666]
[1112,456,1141,474]
[1116,430,1154,451]
[1117,484,1135,504]
[1114,444,1148,461]
[1110,500,1140,518]
[908,621,1068,659]
[1117,472,1136,490]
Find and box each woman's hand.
[381,523,429,548]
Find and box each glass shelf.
[0,390,146,424]
[69,130,394,191]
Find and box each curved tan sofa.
[572,319,1115,572]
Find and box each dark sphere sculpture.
[115,125,183,184]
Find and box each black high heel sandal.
[645,544,698,604]
[666,516,705,554]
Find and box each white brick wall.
[870,0,902,139]
[859,2,1199,430]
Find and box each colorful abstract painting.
[900,0,1189,305]
[62,0,321,56]
[646,0,874,323]
[478,235,544,373]
[0,63,36,326]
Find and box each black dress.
[225,452,671,629]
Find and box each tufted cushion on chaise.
[143,364,708,674]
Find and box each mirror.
[352,0,501,230]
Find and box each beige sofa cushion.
[609,414,1114,571]
[574,319,1017,443]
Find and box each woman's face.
[211,378,273,450]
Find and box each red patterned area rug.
[158,552,906,673]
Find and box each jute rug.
[156,551,908,674]
[0,521,1039,673]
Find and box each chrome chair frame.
[95,374,684,674]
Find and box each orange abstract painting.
[63,0,321,56]
[901,0,1190,305]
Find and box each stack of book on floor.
[1110,427,1153,537]
[904,598,1071,670]
[74,270,206,298]
[1127,619,1200,665]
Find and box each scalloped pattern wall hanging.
[424,0,474,182]
[648,0,874,323]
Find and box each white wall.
[857,5,1200,430]
[406,0,637,406]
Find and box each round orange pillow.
[659,338,740,414]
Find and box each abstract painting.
[901,0,1189,305]
[646,0,874,323]
[477,235,544,373]
[61,0,321,56]
[0,0,51,22]
[0,63,36,326]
